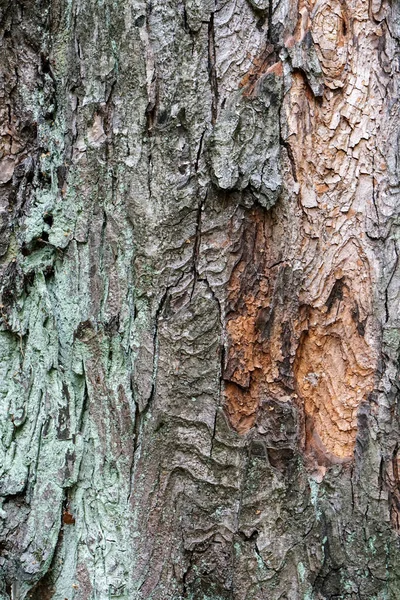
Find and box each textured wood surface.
[1,0,400,598]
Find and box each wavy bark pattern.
[1,0,400,598]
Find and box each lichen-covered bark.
[2,0,400,598]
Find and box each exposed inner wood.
[224,208,292,435]
[224,0,387,460]
[294,276,376,459]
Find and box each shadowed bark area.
[1,0,400,599]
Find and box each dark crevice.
[267,0,273,42]
[145,2,158,138]
[208,12,219,124]
[371,155,380,224]
[181,0,195,39]
[325,277,345,313]
[77,370,89,434]
[280,136,298,182]
[194,129,206,172]
[291,66,324,101]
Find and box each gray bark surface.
[1,0,400,598]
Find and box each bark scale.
[1,0,400,599]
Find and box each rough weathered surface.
[2,0,400,598]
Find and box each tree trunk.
[1,0,400,598]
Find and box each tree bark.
[1,0,400,598]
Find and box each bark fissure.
[208,12,219,125]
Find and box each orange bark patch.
[294,282,376,459]
[63,508,76,525]
[224,379,262,435]
[225,0,383,465]
[266,61,283,77]
[281,0,384,461]
[223,211,377,461]
[239,44,281,97]
[223,209,296,434]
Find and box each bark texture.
[1,0,400,598]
